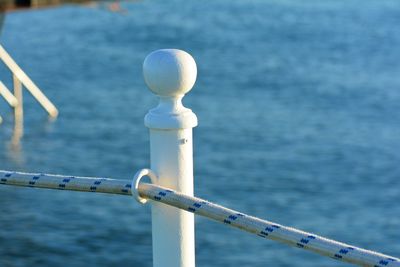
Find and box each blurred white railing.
[0,44,58,125]
[0,49,397,267]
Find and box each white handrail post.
[143,49,198,267]
[13,74,23,137]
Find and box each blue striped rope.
[0,170,132,195]
[0,170,398,267]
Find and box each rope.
[1,170,399,267]
[0,170,132,195]
[139,183,400,267]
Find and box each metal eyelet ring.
[132,169,157,204]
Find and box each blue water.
[1,0,400,266]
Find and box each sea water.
[0,0,400,266]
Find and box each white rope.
[138,183,400,267]
[0,170,132,195]
[0,170,398,267]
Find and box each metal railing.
[0,49,397,267]
[0,44,58,126]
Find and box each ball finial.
[143,49,197,97]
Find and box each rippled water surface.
[1,0,400,266]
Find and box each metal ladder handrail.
[0,44,58,120]
[0,80,17,123]
[0,80,18,107]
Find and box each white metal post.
[13,74,23,121]
[13,74,23,141]
[143,49,198,267]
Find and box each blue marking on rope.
[272,225,280,229]
[296,243,304,248]
[339,249,348,254]
[58,184,65,188]
[265,226,274,232]
[94,181,101,185]
[29,181,35,185]
[62,178,70,183]
[90,186,97,191]
[228,215,237,220]
[334,254,342,259]
[165,189,173,193]
[159,192,166,196]
[0,178,7,182]
[5,173,12,177]
[308,235,316,239]
[236,213,245,217]
[223,214,239,224]
[300,238,309,244]
[193,203,201,208]
[379,260,389,265]
[121,184,132,192]
[347,247,355,250]
[154,196,161,201]
[188,207,196,212]
[33,176,40,180]
[260,231,269,236]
